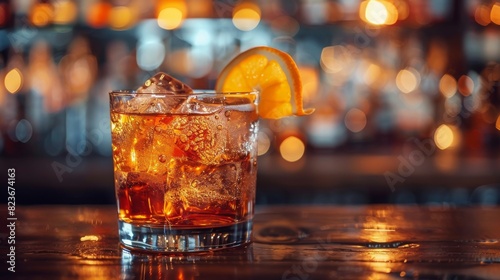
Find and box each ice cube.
[169,111,227,165]
[125,172,166,219]
[125,94,188,114]
[146,116,177,175]
[126,172,166,189]
[175,95,224,115]
[166,160,239,208]
[137,72,193,94]
[129,95,165,113]
[128,72,193,113]
[225,107,259,159]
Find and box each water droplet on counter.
[397,243,420,249]
[479,239,498,244]
[76,248,121,260]
[363,241,419,249]
[254,224,309,244]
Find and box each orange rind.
[216,46,314,119]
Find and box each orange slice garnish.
[215,46,314,119]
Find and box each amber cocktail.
[110,46,313,252]
[110,87,258,252]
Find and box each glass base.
[118,220,252,253]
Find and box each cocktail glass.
[109,89,258,252]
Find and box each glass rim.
[109,89,259,97]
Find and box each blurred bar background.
[0,0,499,205]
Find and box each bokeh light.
[4,68,23,94]
[457,75,474,96]
[396,68,420,94]
[136,40,166,71]
[439,74,457,98]
[475,4,491,26]
[434,124,453,150]
[158,7,184,30]
[109,6,134,30]
[15,119,33,143]
[52,0,78,25]
[257,131,271,156]
[232,2,261,31]
[345,108,367,133]
[86,2,112,28]
[156,0,187,30]
[280,136,305,162]
[491,2,500,25]
[434,124,460,150]
[0,0,498,210]
[320,45,352,74]
[363,63,382,86]
[29,3,53,27]
[360,0,398,26]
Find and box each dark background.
[1,0,499,205]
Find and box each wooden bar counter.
[6,205,500,279]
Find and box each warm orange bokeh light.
[4,68,23,94]
[491,2,500,25]
[52,0,78,25]
[475,4,491,26]
[156,0,187,30]
[434,124,453,150]
[360,0,398,26]
[280,136,305,162]
[109,6,135,30]
[320,45,352,74]
[439,74,457,98]
[29,3,54,27]
[87,2,112,28]
[396,68,419,94]
[158,7,184,30]
[345,108,367,133]
[434,124,460,150]
[232,2,261,31]
[457,75,474,96]
[363,63,382,86]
